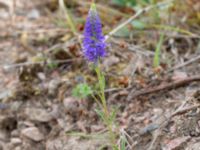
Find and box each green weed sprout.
[72,83,93,99]
[153,33,164,68]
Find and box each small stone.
[0,130,8,141]
[11,130,19,137]
[0,141,4,150]
[63,97,79,114]
[25,108,52,122]
[14,146,21,150]
[172,71,188,81]
[48,79,62,96]
[11,138,22,145]
[27,9,40,20]
[10,101,23,111]
[0,90,11,100]
[103,56,120,71]
[139,123,159,135]
[22,121,35,127]
[21,127,44,142]
[49,105,60,118]
[37,72,46,81]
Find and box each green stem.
[95,62,117,149]
[91,94,101,106]
[95,64,108,115]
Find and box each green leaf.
[127,0,137,7]
[153,33,164,68]
[112,0,151,7]
[131,20,146,29]
[95,66,106,92]
[72,83,93,99]
[112,0,137,7]
[100,72,105,91]
[120,136,127,150]
[47,61,58,69]
[113,26,130,38]
[95,108,106,122]
[108,107,118,125]
[143,0,150,3]
[112,0,126,6]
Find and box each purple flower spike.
[82,3,106,63]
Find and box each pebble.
[37,72,46,81]
[11,138,22,145]
[25,108,52,122]
[14,146,21,150]
[0,90,11,101]
[27,9,40,20]
[21,127,44,142]
[103,56,120,71]
[63,97,79,114]
[139,123,159,135]
[0,141,4,150]
[48,79,62,96]
[11,130,19,137]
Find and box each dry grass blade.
[58,0,77,35]
[105,0,175,40]
[127,76,200,101]
[168,54,200,72]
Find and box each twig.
[127,44,155,56]
[19,28,69,35]
[152,24,200,38]
[119,128,133,150]
[110,38,155,56]
[77,1,128,18]
[132,30,200,39]
[168,54,200,72]
[172,104,200,117]
[47,37,78,52]
[3,58,81,70]
[127,76,200,101]
[59,0,77,36]
[105,0,174,40]
[58,0,82,45]
[105,87,130,93]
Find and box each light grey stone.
[21,127,44,142]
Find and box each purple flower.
[82,3,106,63]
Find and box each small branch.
[59,0,77,36]
[105,87,129,93]
[127,44,155,56]
[3,58,81,70]
[110,38,155,56]
[127,76,200,101]
[105,0,174,40]
[58,0,82,45]
[171,104,200,117]
[168,54,200,72]
[77,1,128,18]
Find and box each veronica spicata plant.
[79,2,120,150]
[83,3,106,63]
